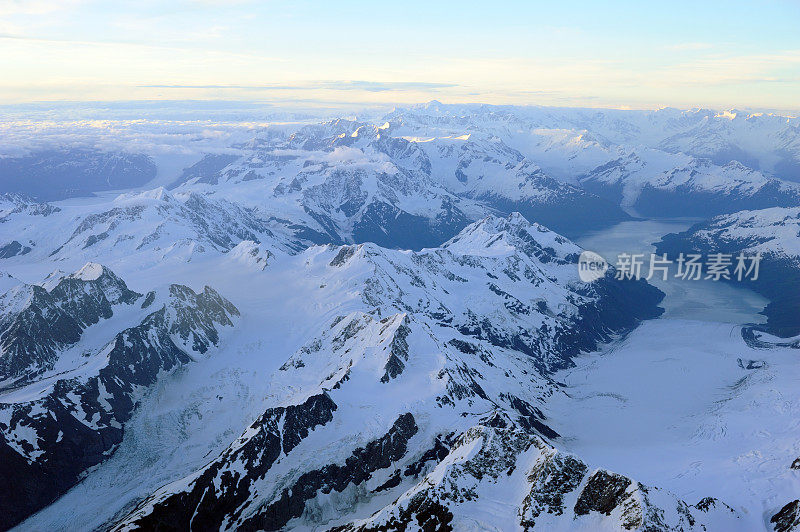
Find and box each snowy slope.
[81,215,680,531]
[2,103,800,532]
[547,319,800,532]
[0,264,239,530]
[0,188,299,274]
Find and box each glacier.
[0,102,799,531]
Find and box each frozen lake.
[576,218,768,325]
[548,218,795,529]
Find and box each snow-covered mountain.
[2,102,800,531]
[1,214,672,530]
[166,118,630,245]
[385,103,800,182]
[0,263,139,387]
[580,149,800,217]
[4,103,800,245]
[0,188,299,271]
[101,215,704,531]
[157,105,800,242]
[0,263,239,529]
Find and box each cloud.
[140,84,312,90]
[0,100,383,158]
[320,81,459,92]
[652,50,800,87]
[0,0,83,16]
[0,116,269,158]
[663,42,716,51]
[139,81,459,93]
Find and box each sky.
[1,0,799,110]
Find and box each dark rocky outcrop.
[121,393,337,531]
[573,470,632,516]
[0,240,31,258]
[240,413,418,531]
[0,264,140,386]
[118,406,419,532]
[772,500,800,532]
[520,454,587,528]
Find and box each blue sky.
[1,0,799,109]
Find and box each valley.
[1,102,798,531]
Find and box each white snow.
[72,262,105,281]
[548,320,800,530]
[5,102,800,531]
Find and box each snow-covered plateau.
[1,102,799,532]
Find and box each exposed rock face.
[115,406,419,531]
[339,426,738,532]
[0,241,31,259]
[117,393,339,531]
[239,413,418,531]
[0,284,84,383]
[521,452,588,524]
[573,470,632,517]
[0,263,140,386]
[0,265,239,530]
[772,500,800,532]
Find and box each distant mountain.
[168,119,630,245]
[579,149,800,217]
[0,149,156,201]
[385,103,800,182]
[160,105,800,241]
[0,188,300,269]
[6,104,799,246]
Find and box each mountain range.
[1,103,799,531]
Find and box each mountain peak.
[55,263,140,309]
[350,124,381,139]
[225,240,273,271]
[71,262,106,281]
[114,186,173,205]
[442,212,580,264]
[0,271,22,296]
